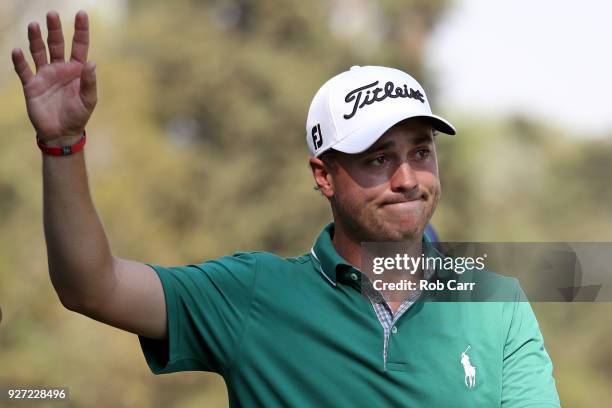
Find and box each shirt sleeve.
[138,252,258,375]
[501,282,561,407]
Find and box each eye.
[415,148,430,160]
[368,155,387,167]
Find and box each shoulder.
[457,267,524,302]
[194,251,315,274]
[237,251,314,267]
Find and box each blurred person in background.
[11,10,560,407]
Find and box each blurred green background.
[1,0,611,407]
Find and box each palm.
[25,62,90,139]
[11,10,96,143]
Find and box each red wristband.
[37,131,87,156]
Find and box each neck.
[331,221,363,269]
[331,221,424,278]
[333,222,425,306]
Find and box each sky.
[426,0,612,136]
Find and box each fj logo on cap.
[343,80,425,120]
[311,123,323,150]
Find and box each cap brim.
[330,113,456,155]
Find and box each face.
[312,118,441,242]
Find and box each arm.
[12,10,167,341]
[501,284,560,407]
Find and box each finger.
[11,48,34,85]
[28,22,48,71]
[70,10,89,63]
[79,61,97,111]
[46,10,65,63]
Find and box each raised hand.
[11,10,97,145]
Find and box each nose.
[390,161,418,193]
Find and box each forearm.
[42,149,115,311]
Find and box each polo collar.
[311,223,352,286]
[311,222,449,286]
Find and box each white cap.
[306,65,456,157]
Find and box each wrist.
[41,133,84,147]
[37,131,87,156]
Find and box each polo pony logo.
[461,345,476,389]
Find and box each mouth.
[381,196,424,206]
[380,199,424,210]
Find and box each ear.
[309,156,335,198]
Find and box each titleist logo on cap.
[343,80,425,120]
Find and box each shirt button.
[350,272,359,281]
[391,326,398,334]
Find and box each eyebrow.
[368,140,396,153]
[367,133,433,153]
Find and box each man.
[12,10,560,407]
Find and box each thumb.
[80,61,97,111]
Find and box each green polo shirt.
[139,223,560,407]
